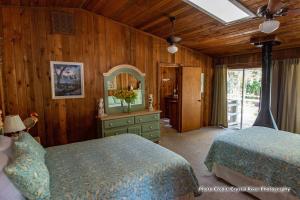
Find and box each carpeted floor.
[159,122,257,200]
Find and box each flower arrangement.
[113,90,137,112]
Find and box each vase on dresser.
[121,100,125,113]
[127,103,131,113]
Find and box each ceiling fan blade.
[267,0,284,14]
[167,36,181,44]
[287,8,300,16]
[252,15,263,20]
[173,36,182,43]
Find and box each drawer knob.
[127,120,131,123]
[139,119,142,122]
[109,123,113,126]
[150,126,153,129]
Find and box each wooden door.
[180,67,202,132]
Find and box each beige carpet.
[159,123,257,200]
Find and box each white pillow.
[0,152,25,200]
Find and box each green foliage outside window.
[246,80,261,96]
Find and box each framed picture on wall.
[50,61,85,99]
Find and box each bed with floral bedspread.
[46,134,199,200]
[205,126,300,198]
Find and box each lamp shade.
[167,44,178,54]
[259,20,280,34]
[4,115,26,134]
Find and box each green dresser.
[97,110,161,142]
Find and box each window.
[183,0,255,24]
[227,68,262,129]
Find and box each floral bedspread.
[46,134,199,200]
[205,126,300,198]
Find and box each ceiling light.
[167,44,178,54]
[183,0,255,24]
[259,20,280,34]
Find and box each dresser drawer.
[141,131,160,140]
[128,125,141,135]
[104,117,134,129]
[104,128,128,137]
[141,122,160,132]
[135,114,160,124]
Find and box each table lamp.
[4,115,26,136]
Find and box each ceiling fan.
[257,0,300,34]
[166,17,182,54]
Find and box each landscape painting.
[50,61,84,99]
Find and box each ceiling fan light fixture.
[259,19,280,34]
[167,44,178,54]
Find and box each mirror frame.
[103,64,146,114]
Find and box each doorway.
[227,68,262,129]
[158,63,180,131]
[158,63,203,133]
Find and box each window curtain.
[211,65,228,128]
[271,59,300,134]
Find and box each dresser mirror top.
[103,65,146,114]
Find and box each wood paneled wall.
[1,7,213,146]
[0,11,4,114]
[215,47,300,68]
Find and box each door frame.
[157,62,181,130]
[227,67,262,129]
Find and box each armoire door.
[180,67,202,132]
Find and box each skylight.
[183,0,255,24]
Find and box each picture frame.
[50,61,85,99]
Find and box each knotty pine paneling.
[1,7,213,146]
[2,1,300,55]
[0,10,4,114]
[215,47,300,68]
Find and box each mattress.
[205,127,300,199]
[46,134,199,199]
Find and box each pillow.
[108,96,115,105]
[4,153,50,200]
[112,96,121,104]
[0,153,25,200]
[14,132,46,161]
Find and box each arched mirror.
[104,65,145,114]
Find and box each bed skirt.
[213,164,299,200]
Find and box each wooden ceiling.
[1,0,300,56]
